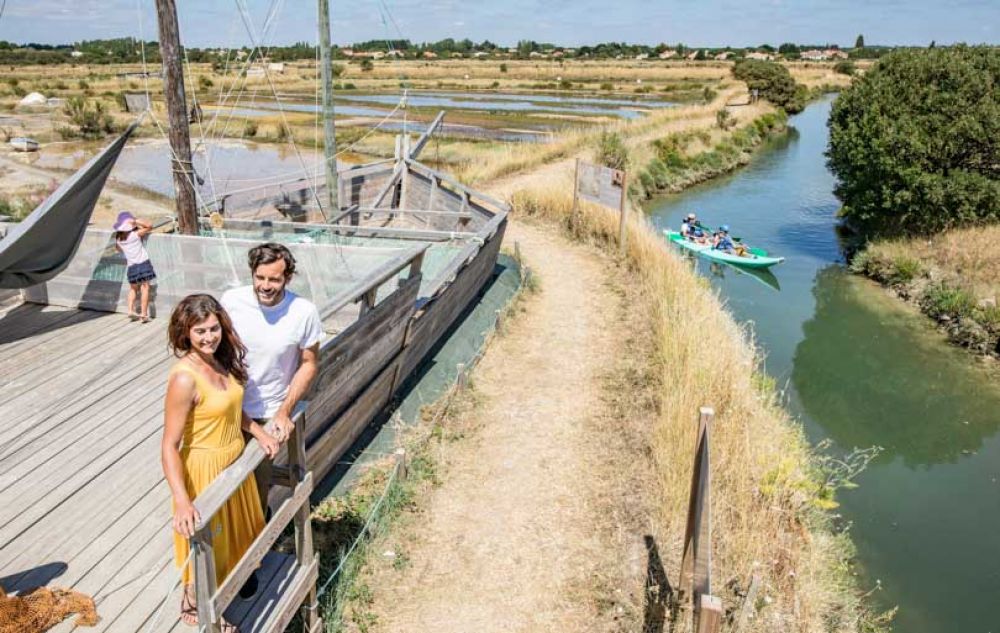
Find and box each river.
[647,96,1000,633]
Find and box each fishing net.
[0,584,99,632]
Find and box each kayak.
[663,230,785,269]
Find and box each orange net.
[0,584,99,632]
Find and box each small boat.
[663,230,785,269]
[9,137,40,152]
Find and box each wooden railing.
[190,407,319,633]
[186,245,427,632]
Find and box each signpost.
[573,159,629,256]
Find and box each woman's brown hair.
[167,294,248,384]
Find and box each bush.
[828,46,1000,236]
[198,75,214,90]
[62,96,115,139]
[702,86,717,103]
[833,60,855,76]
[559,79,572,90]
[596,131,628,171]
[78,79,90,90]
[499,63,507,73]
[600,82,613,91]
[715,108,733,130]
[243,120,258,138]
[360,59,374,72]
[732,59,807,113]
[331,63,345,78]
[923,283,977,319]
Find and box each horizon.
[0,0,995,50]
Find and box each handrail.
[315,243,427,321]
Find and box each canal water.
[647,96,1000,633]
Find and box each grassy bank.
[511,184,881,631]
[630,110,788,199]
[852,228,1000,357]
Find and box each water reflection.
[793,267,1000,466]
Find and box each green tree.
[855,34,865,49]
[732,60,808,113]
[596,132,628,171]
[833,60,855,76]
[827,46,1000,235]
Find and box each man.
[680,213,697,239]
[222,242,323,516]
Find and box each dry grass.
[864,226,1000,302]
[510,182,874,632]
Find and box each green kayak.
[663,230,785,269]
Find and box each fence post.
[695,594,723,633]
[618,171,628,257]
[191,529,222,633]
[679,407,714,606]
[571,158,581,229]
[290,412,322,632]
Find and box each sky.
[0,0,995,48]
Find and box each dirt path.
[365,218,626,632]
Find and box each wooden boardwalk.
[0,302,309,632]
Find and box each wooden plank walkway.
[0,303,311,632]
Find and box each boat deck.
[0,302,309,632]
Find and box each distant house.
[686,50,700,61]
[635,53,649,60]
[658,50,678,59]
[473,51,489,58]
[826,49,849,59]
[386,50,404,59]
[245,67,265,79]
[506,47,518,55]
[800,49,828,61]
[422,51,438,59]
[552,51,564,59]
[450,52,465,59]
[267,62,285,73]
[745,51,775,61]
[70,51,83,58]
[529,51,545,59]
[714,52,733,61]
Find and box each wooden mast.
[318,0,339,211]
[154,0,199,234]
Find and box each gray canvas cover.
[0,123,136,289]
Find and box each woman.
[162,294,279,629]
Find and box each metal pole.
[154,0,198,234]
[318,0,339,211]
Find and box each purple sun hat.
[113,211,136,232]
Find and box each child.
[113,211,156,322]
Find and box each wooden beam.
[696,594,723,633]
[409,111,446,159]
[314,244,427,320]
[403,158,511,214]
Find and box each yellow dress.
[170,363,265,586]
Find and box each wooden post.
[317,0,339,212]
[733,574,761,633]
[679,407,714,605]
[395,447,408,480]
[191,529,221,632]
[618,171,629,257]
[571,158,581,228]
[695,594,723,633]
[290,413,321,632]
[154,0,198,234]
[456,363,467,389]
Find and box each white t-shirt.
[221,286,323,419]
[117,231,150,266]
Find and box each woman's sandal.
[180,589,198,627]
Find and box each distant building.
[339,48,354,58]
[745,51,775,61]
[552,51,564,59]
[800,49,828,61]
[529,51,544,58]
[473,51,490,58]
[422,51,438,59]
[245,67,265,78]
[70,51,83,58]
[635,53,649,60]
[826,49,849,59]
[450,52,465,59]
[267,62,285,73]
[686,50,700,60]
[714,52,733,60]
[658,50,678,59]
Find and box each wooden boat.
[664,230,784,269]
[9,137,39,152]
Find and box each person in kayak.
[682,214,710,243]
[713,226,750,256]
